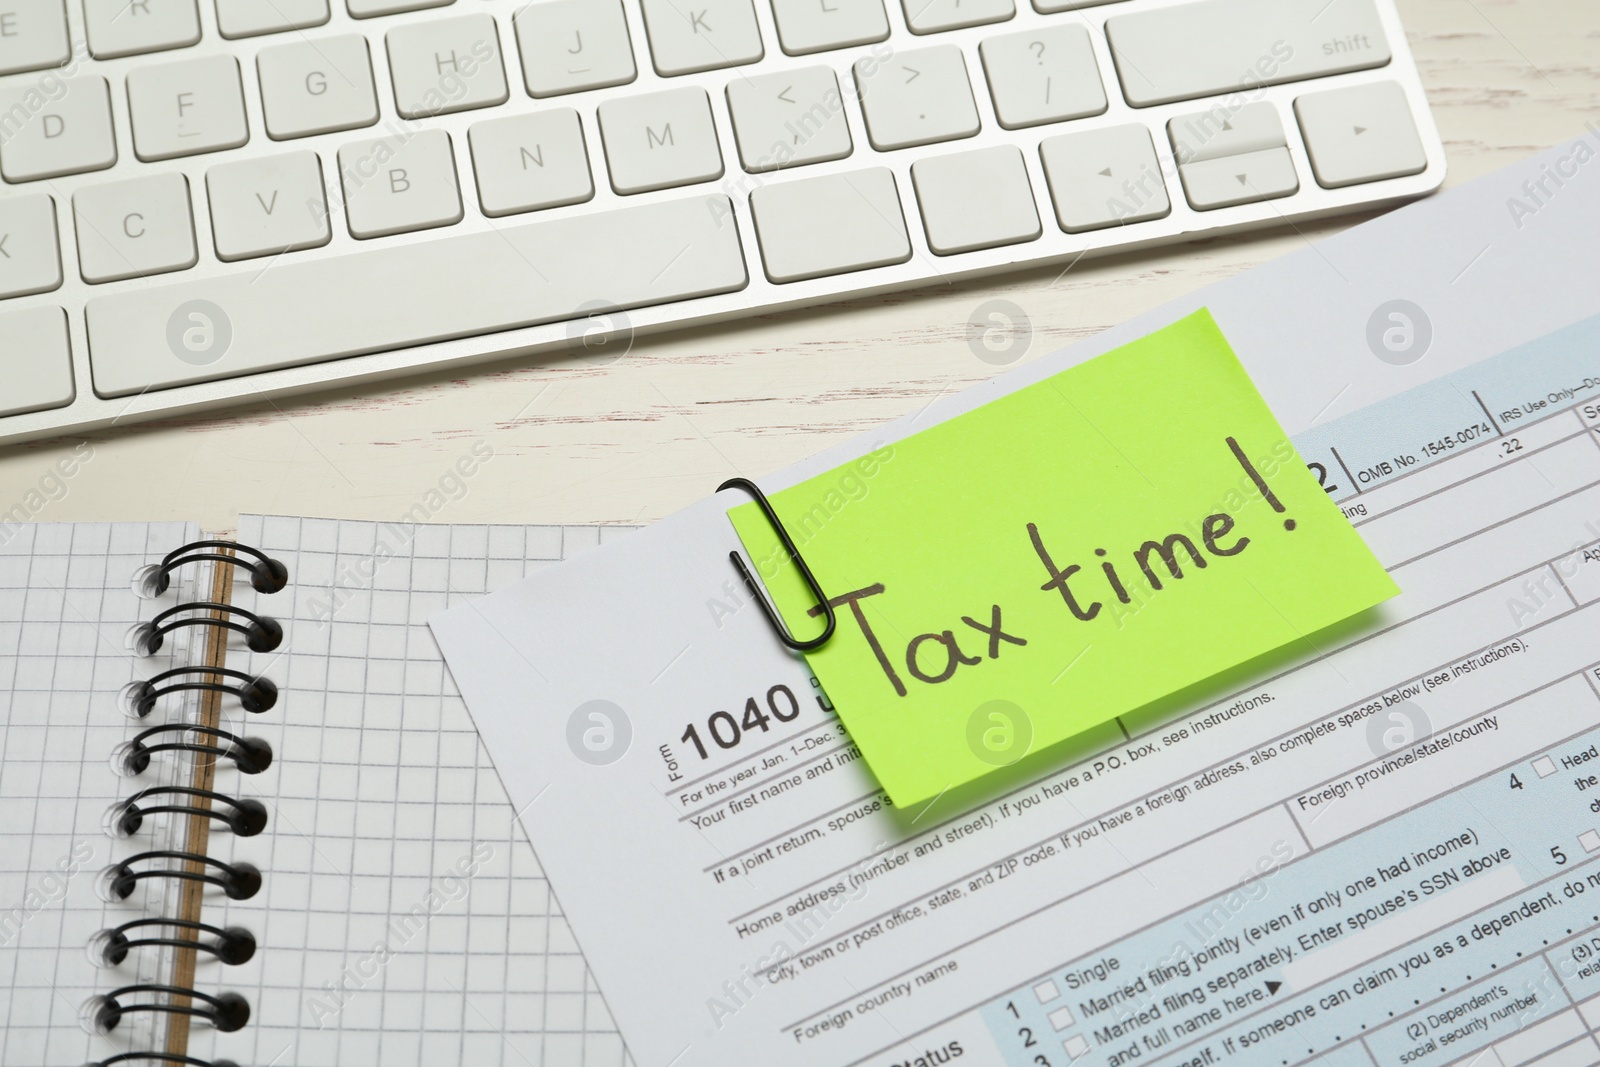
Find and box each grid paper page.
[0,520,206,1066]
[193,516,636,1067]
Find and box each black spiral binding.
[90,1055,240,1067]
[133,541,289,599]
[116,723,272,777]
[89,539,286,1067]
[91,919,257,967]
[111,787,270,838]
[129,603,284,657]
[122,667,279,718]
[85,985,251,1033]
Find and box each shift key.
[1106,0,1391,107]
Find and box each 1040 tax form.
[431,137,1600,1067]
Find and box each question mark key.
[979,25,1109,129]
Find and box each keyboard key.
[1177,147,1298,209]
[206,151,331,260]
[514,0,636,98]
[387,14,508,118]
[640,0,762,76]
[1106,0,1390,107]
[0,306,73,417]
[84,0,198,58]
[1039,124,1169,233]
[258,36,379,139]
[726,66,851,173]
[770,0,887,55]
[0,76,117,181]
[0,0,70,75]
[84,194,748,396]
[854,44,979,151]
[1166,101,1297,208]
[597,87,723,194]
[468,109,593,217]
[749,167,910,282]
[980,24,1106,130]
[912,145,1040,255]
[73,172,197,283]
[1295,81,1426,188]
[337,129,463,238]
[1167,101,1285,164]
[347,0,448,22]
[901,0,1013,34]
[127,55,250,161]
[0,194,62,298]
[216,0,328,39]
[1033,0,1123,9]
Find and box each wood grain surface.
[3,0,1595,532]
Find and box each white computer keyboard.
[0,0,1444,444]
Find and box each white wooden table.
[3,0,1594,533]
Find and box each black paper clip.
[717,477,836,652]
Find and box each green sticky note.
[728,309,1398,807]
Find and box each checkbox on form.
[1534,755,1558,778]
[1049,1005,1076,1030]
[1034,979,1060,1004]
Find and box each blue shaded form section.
[982,729,1600,1067]
[1293,311,1600,502]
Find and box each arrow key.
[1177,146,1298,210]
[1294,81,1427,188]
[1167,101,1285,164]
[1040,123,1170,232]
[727,66,853,172]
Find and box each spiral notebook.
[0,516,633,1067]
